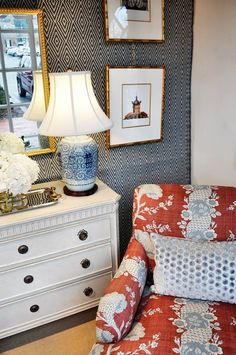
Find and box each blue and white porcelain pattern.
[57,135,98,192]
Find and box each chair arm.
[95,237,148,344]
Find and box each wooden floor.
[0,309,97,355]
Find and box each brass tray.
[0,187,61,215]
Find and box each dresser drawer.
[0,272,111,337]
[0,218,110,269]
[0,243,111,303]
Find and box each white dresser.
[0,179,120,339]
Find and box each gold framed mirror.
[0,8,55,156]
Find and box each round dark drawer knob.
[30,304,39,313]
[18,245,29,254]
[81,258,90,269]
[24,275,34,284]
[83,287,94,297]
[78,229,88,241]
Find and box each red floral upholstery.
[90,184,236,355]
[96,237,148,343]
[133,184,236,241]
[92,291,236,354]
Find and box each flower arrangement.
[0,132,25,154]
[0,132,39,196]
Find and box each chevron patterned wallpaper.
[1,0,193,256]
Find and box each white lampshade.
[39,71,112,136]
[23,71,46,122]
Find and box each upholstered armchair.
[90,184,236,354]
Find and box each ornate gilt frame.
[0,8,56,156]
[104,0,165,43]
[106,65,165,148]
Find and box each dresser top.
[0,179,120,230]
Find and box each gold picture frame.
[0,8,56,156]
[104,0,164,42]
[106,65,165,148]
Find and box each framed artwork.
[106,66,165,148]
[104,0,164,42]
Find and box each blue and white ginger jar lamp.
[39,71,112,196]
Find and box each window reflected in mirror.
[0,10,55,155]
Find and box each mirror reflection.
[0,9,55,155]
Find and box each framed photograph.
[106,66,165,148]
[104,0,164,42]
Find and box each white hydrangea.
[0,151,39,196]
[0,132,25,154]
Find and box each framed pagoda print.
[104,0,164,42]
[106,66,165,148]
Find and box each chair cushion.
[151,234,236,303]
[91,289,236,354]
[133,184,236,243]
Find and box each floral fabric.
[91,289,236,354]
[133,184,236,241]
[91,184,236,354]
[96,237,148,343]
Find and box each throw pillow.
[151,233,236,303]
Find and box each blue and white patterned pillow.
[150,233,236,303]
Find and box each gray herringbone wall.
[1,0,193,257]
